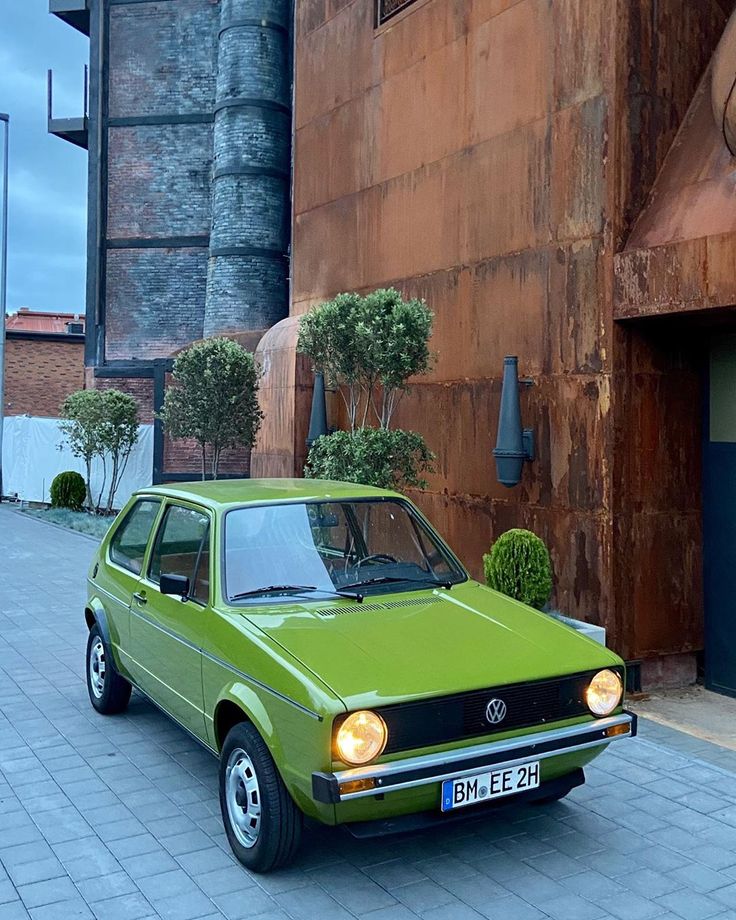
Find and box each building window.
[377,0,418,25]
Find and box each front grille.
[375,669,619,755]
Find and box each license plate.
[441,761,540,812]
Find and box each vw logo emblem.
[486,698,507,724]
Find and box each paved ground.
[630,687,736,752]
[3,507,736,920]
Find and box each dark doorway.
[703,334,736,696]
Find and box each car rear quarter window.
[149,505,210,605]
[109,499,161,575]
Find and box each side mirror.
[160,573,190,601]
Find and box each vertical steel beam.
[0,113,9,500]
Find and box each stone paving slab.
[2,505,736,920]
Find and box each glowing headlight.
[586,669,623,716]
[335,711,387,765]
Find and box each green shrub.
[50,471,87,511]
[297,287,434,430]
[159,337,263,480]
[304,428,435,491]
[483,528,553,609]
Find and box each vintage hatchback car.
[85,479,635,871]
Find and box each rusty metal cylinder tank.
[203,0,292,337]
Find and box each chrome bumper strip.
[312,711,636,804]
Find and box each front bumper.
[312,710,637,805]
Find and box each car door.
[100,497,163,675]
[130,500,210,739]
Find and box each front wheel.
[219,722,303,873]
[86,624,131,714]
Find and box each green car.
[85,479,635,872]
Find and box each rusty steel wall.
[611,2,731,660]
[287,0,728,659]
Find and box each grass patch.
[23,507,116,540]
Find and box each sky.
[0,0,88,314]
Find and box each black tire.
[86,624,131,714]
[219,722,303,873]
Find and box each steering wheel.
[357,553,399,568]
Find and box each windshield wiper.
[230,584,364,602]
[341,575,454,591]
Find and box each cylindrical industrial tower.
[204,0,292,337]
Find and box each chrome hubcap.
[89,638,106,699]
[225,747,261,848]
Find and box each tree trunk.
[84,458,93,510]
[107,454,119,512]
[95,457,107,515]
[201,443,207,481]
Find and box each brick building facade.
[4,311,85,418]
[51,0,291,481]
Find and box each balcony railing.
[49,0,90,36]
[47,66,89,150]
[377,0,418,25]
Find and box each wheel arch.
[85,599,111,644]
[213,688,283,764]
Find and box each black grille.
[374,669,619,755]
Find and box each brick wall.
[4,337,85,418]
[105,248,208,360]
[108,0,218,118]
[101,0,219,365]
[107,124,213,240]
[94,376,155,425]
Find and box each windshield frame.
[221,495,468,606]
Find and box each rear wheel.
[219,722,303,872]
[86,625,131,714]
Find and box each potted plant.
[483,528,606,645]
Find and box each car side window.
[109,499,161,575]
[149,505,210,605]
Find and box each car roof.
[136,478,403,510]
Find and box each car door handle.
[133,592,147,605]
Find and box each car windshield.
[224,499,466,603]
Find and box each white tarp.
[2,415,154,508]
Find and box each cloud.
[0,1,88,313]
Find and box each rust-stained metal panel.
[277,0,729,662]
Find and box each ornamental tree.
[297,288,434,430]
[59,389,107,510]
[159,337,263,480]
[59,388,141,511]
[99,389,140,512]
[297,288,435,492]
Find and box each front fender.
[214,682,283,764]
[210,678,337,823]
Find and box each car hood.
[243,582,622,710]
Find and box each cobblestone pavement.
[3,506,736,920]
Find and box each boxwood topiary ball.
[483,528,553,610]
[50,470,87,511]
